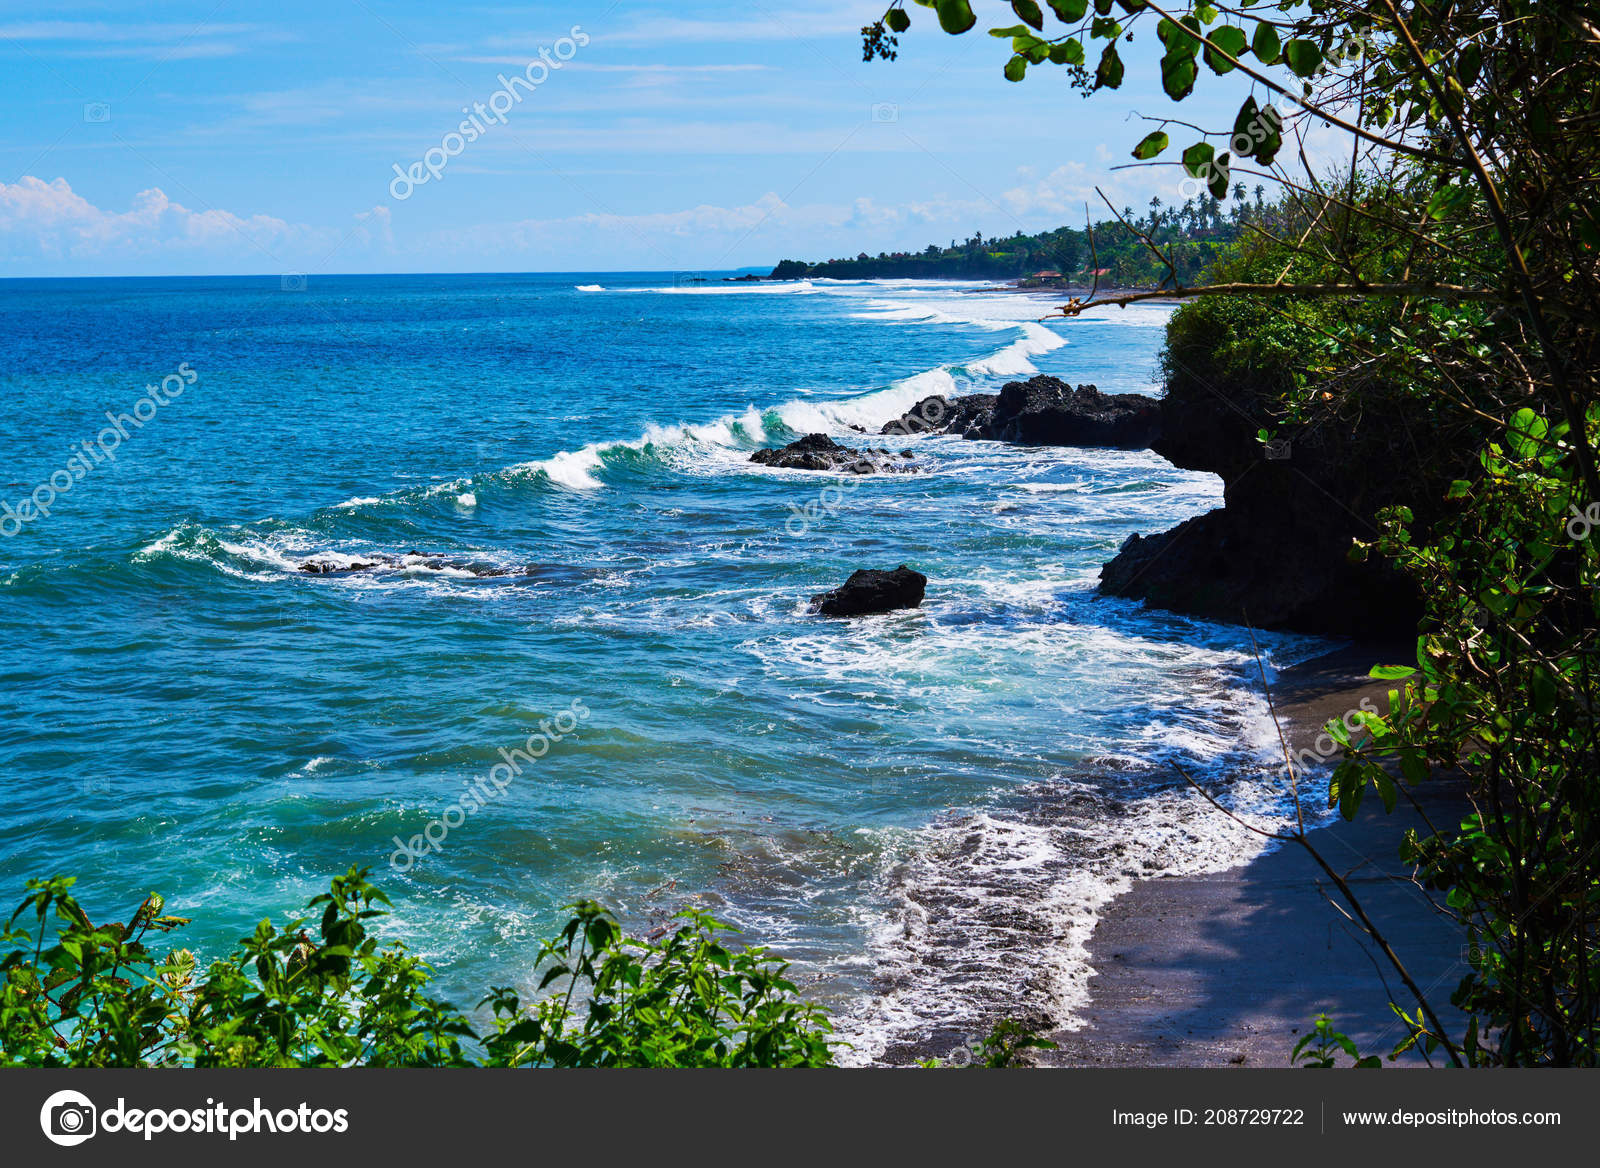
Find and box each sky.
[0,0,1276,276]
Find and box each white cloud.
[0,176,328,265]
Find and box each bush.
[0,867,835,1068]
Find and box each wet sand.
[1044,644,1471,1068]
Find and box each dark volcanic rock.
[880,376,1158,448]
[750,433,916,474]
[881,394,996,440]
[809,564,927,617]
[1095,340,1458,636]
[990,377,1159,447]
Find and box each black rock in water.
[809,564,927,617]
[750,433,916,474]
[879,375,1159,448]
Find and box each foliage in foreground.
[1291,1016,1381,1069]
[0,867,834,1068]
[916,1018,1059,1068]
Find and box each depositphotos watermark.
[2,362,198,538]
[390,697,591,871]
[389,25,589,200]
[1291,696,1381,775]
[39,1089,348,1146]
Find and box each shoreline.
[1042,643,1470,1067]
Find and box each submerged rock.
[880,375,1159,448]
[809,564,927,617]
[297,552,531,578]
[750,433,918,474]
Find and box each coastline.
[1043,643,1471,1067]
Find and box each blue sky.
[0,1,1268,276]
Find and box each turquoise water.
[0,273,1318,1060]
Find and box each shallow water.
[0,272,1325,1061]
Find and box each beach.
[1046,645,1471,1067]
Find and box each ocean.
[0,272,1323,1063]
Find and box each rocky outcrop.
[881,394,998,441]
[880,375,1159,448]
[1095,350,1457,636]
[809,565,927,617]
[751,433,917,474]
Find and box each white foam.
[639,280,818,295]
[531,446,608,491]
[965,322,1067,378]
[775,367,961,435]
[575,284,605,292]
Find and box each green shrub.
[0,867,834,1068]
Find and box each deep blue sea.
[0,272,1322,1061]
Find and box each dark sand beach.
[1046,645,1471,1067]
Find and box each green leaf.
[1253,103,1283,165]
[1161,49,1199,99]
[1398,749,1429,785]
[886,8,911,33]
[1203,25,1246,73]
[1251,21,1281,64]
[1231,96,1260,156]
[1014,33,1052,62]
[1426,183,1471,220]
[1049,37,1085,65]
[1094,42,1124,88]
[1508,407,1547,458]
[1368,665,1417,680]
[1181,141,1215,179]
[1012,0,1045,30]
[1333,760,1364,819]
[1156,17,1196,53]
[1005,53,1028,81]
[1373,771,1398,815]
[1132,130,1169,159]
[1207,152,1230,198]
[1047,0,1089,21]
[1283,38,1322,78]
[931,0,977,34]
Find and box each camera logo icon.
[1264,437,1292,460]
[280,272,308,292]
[40,1089,97,1147]
[83,102,112,123]
[870,102,898,123]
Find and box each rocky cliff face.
[1097,360,1449,638]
